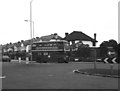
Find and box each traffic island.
[73,68,120,78]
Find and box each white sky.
[0,0,119,46]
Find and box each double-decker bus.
[31,40,70,63]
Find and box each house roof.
[64,31,98,42]
[40,33,63,41]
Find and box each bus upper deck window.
[32,44,36,47]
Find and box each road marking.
[73,70,79,73]
[0,75,6,78]
[48,74,54,76]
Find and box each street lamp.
[24,0,34,64]
[24,20,35,38]
[30,0,34,39]
[24,20,34,64]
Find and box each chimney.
[36,37,39,39]
[54,33,58,39]
[94,33,96,40]
[54,33,57,36]
[93,33,97,46]
[65,32,69,37]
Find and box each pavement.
[2,61,119,89]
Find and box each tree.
[77,47,90,58]
[99,39,118,58]
[108,39,118,52]
[100,41,109,57]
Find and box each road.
[2,61,119,89]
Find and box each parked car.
[2,55,11,62]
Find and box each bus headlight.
[48,55,51,58]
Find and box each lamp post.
[24,0,34,64]
[24,20,35,38]
[25,20,34,64]
[30,0,34,39]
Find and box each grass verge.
[77,68,120,78]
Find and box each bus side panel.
[32,52,38,61]
[32,51,69,63]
